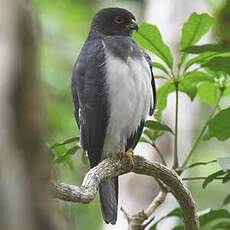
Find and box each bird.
[71,7,156,225]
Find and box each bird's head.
[90,8,138,37]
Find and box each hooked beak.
[128,19,138,31]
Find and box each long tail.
[99,176,118,225]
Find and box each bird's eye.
[114,16,125,24]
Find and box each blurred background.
[33,0,229,229]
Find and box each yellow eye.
[114,16,125,24]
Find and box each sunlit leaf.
[179,80,197,100]
[133,23,173,68]
[180,12,214,64]
[204,107,230,141]
[180,71,214,100]
[197,82,220,105]
[155,81,175,120]
[151,62,169,75]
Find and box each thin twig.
[124,190,168,230]
[173,80,179,169]
[152,143,167,166]
[181,89,224,169]
[182,176,228,181]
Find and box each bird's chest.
[104,51,152,151]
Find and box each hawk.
[71,7,156,225]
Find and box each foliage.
[132,12,230,229]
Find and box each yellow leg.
[116,148,134,167]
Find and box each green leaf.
[202,170,226,188]
[53,155,66,164]
[224,87,230,96]
[199,209,230,226]
[51,145,67,156]
[53,145,80,164]
[81,151,89,166]
[183,70,215,82]
[172,226,184,230]
[65,145,80,156]
[151,62,169,75]
[222,171,230,184]
[197,82,220,105]
[218,157,230,172]
[50,136,80,149]
[179,80,197,100]
[154,75,168,80]
[142,129,163,142]
[166,208,183,218]
[185,160,217,169]
[204,107,230,141]
[133,23,173,68]
[150,208,183,230]
[65,155,75,171]
[145,120,173,134]
[184,52,217,71]
[139,136,152,144]
[180,12,214,64]
[203,56,230,74]
[183,44,230,54]
[212,221,230,229]
[222,194,230,206]
[155,81,175,120]
[179,71,214,100]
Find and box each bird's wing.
[72,39,108,168]
[125,50,156,151]
[125,120,145,151]
[143,51,157,115]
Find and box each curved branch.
[51,155,199,230]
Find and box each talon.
[116,148,134,167]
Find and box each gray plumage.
[71,7,156,225]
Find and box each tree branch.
[121,189,168,230]
[51,155,199,230]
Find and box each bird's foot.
[116,148,134,168]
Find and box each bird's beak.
[128,19,138,31]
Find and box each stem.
[182,176,227,181]
[152,143,167,166]
[181,89,224,169]
[173,81,179,169]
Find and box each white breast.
[102,49,153,158]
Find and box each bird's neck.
[87,28,105,40]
